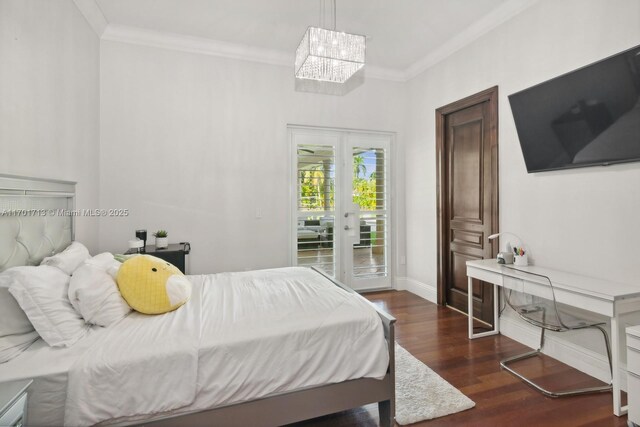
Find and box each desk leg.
[468,277,500,339]
[611,314,628,416]
[493,283,500,335]
[468,277,473,339]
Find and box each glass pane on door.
[352,147,388,281]
[353,212,387,278]
[296,143,336,277]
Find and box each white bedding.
[0,329,104,426]
[64,283,202,426]
[0,267,389,426]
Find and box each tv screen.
[509,45,640,173]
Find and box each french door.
[289,126,392,291]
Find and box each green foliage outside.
[370,231,377,246]
[299,168,334,211]
[352,155,378,211]
[352,176,377,211]
[299,155,380,211]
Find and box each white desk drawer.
[629,346,640,375]
[0,392,26,427]
[466,266,501,285]
[503,276,523,293]
[629,333,640,352]
[629,371,640,424]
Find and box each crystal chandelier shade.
[295,27,366,84]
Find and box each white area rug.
[395,343,475,425]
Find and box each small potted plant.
[153,230,168,249]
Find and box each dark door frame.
[435,86,499,307]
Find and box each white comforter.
[64,267,389,426]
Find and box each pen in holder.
[488,232,527,265]
[513,247,528,266]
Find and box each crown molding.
[102,24,292,67]
[72,0,108,37]
[79,0,537,83]
[365,66,407,83]
[404,0,540,80]
[101,24,407,82]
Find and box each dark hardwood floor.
[292,290,627,427]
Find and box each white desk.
[466,259,640,417]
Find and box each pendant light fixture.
[294,0,366,94]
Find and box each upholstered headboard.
[0,174,75,272]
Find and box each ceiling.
[91,0,531,77]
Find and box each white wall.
[0,0,101,251]
[99,41,406,275]
[405,0,640,291]
[404,0,640,380]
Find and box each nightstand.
[0,380,32,427]
[125,243,191,274]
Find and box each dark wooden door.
[436,87,498,326]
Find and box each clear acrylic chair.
[500,266,613,397]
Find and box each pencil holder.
[514,253,528,266]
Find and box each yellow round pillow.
[116,255,192,314]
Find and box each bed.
[0,174,396,427]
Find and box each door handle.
[345,204,360,242]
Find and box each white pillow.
[0,274,34,337]
[8,266,89,347]
[0,272,38,363]
[40,242,91,275]
[84,252,121,280]
[68,257,130,327]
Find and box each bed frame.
[0,175,396,427]
[140,267,396,427]
[0,174,75,271]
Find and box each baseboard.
[499,315,626,390]
[395,277,437,304]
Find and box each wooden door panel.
[450,251,481,292]
[451,230,484,249]
[449,252,487,314]
[446,102,493,322]
[449,219,485,231]
[449,244,484,259]
[437,87,498,326]
[450,118,483,223]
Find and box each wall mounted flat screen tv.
[509,44,640,173]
